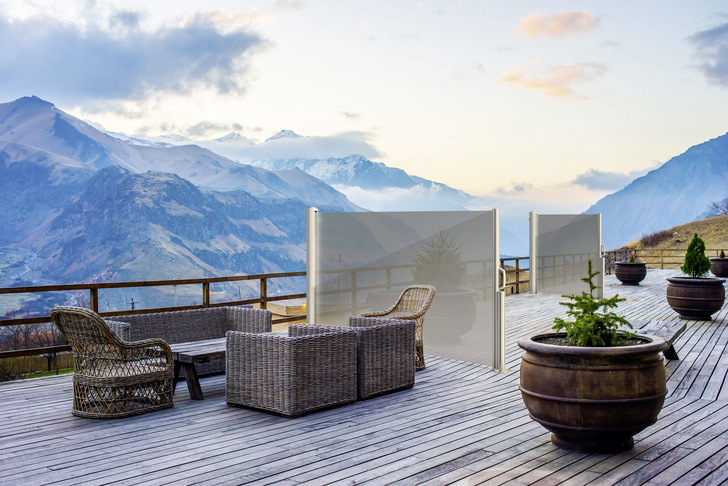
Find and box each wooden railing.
[604,248,724,272]
[501,257,530,295]
[0,271,306,360]
[0,257,537,364]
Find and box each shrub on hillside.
[640,229,672,247]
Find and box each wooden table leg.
[173,361,181,393]
[663,344,679,360]
[181,362,204,400]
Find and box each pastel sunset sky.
[1,0,726,210]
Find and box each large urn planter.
[710,258,728,278]
[666,277,726,320]
[614,261,647,285]
[518,333,668,453]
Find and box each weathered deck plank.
[1,269,727,485]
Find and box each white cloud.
[337,184,469,212]
[497,62,606,100]
[0,8,265,106]
[688,21,728,87]
[572,166,658,191]
[515,10,600,39]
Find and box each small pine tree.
[720,250,726,259]
[411,230,466,291]
[681,233,711,278]
[552,260,633,347]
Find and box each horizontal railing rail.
[604,248,724,272]
[0,271,306,360]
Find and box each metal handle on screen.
[498,267,507,291]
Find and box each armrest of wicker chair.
[348,317,416,399]
[226,327,357,417]
[120,337,173,368]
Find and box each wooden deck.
[2,269,728,485]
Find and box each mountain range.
[0,96,358,310]
[151,127,728,253]
[1,95,726,311]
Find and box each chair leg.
[416,340,425,371]
[416,320,425,371]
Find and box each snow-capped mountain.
[0,96,360,211]
[265,130,303,142]
[0,96,365,303]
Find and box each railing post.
[515,259,521,294]
[482,261,487,297]
[202,282,210,307]
[386,268,392,290]
[259,278,267,309]
[89,288,99,312]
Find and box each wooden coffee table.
[170,337,226,400]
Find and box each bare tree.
[0,309,34,380]
[707,197,728,216]
[31,322,67,375]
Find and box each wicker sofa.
[111,306,272,375]
[296,318,416,399]
[226,324,358,417]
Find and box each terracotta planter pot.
[710,258,728,278]
[518,333,668,453]
[614,261,647,285]
[666,277,726,320]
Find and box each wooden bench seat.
[634,320,687,360]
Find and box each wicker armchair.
[51,306,174,419]
[360,285,436,370]
[302,318,416,399]
[226,325,357,417]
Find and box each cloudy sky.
[1,0,727,211]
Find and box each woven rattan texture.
[359,285,436,370]
[51,306,174,419]
[118,307,271,375]
[226,325,357,417]
[304,318,416,399]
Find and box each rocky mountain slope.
[585,132,728,250]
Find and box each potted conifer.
[366,230,476,342]
[666,234,726,320]
[519,261,668,453]
[410,230,476,342]
[614,254,647,285]
[710,250,728,278]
